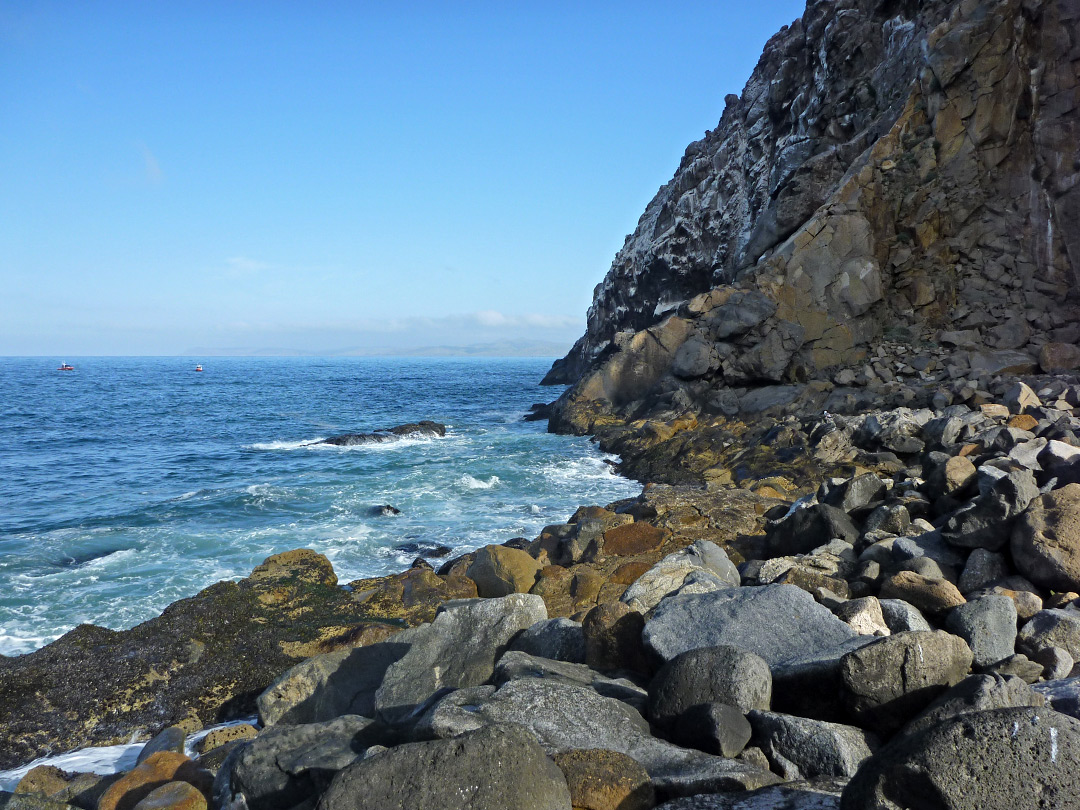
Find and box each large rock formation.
[546,0,1079,437]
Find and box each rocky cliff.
[545,0,1079,433]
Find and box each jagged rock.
[508,618,587,664]
[194,725,257,756]
[1012,484,1080,592]
[317,421,446,446]
[944,595,1017,669]
[552,749,654,810]
[840,708,1080,810]
[839,631,973,735]
[317,725,572,810]
[621,540,739,615]
[747,711,878,780]
[11,767,116,810]
[643,585,857,667]
[1003,383,1041,415]
[648,646,772,723]
[822,474,886,513]
[374,594,547,725]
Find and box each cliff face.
[545,0,1079,404]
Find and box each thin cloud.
[225,256,273,275]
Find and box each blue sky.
[1,1,806,356]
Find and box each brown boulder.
[878,572,965,616]
[467,545,543,597]
[1039,342,1080,373]
[131,783,207,810]
[193,723,257,755]
[249,548,337,586]
[552,749,654,810]
[1012,484,1080,592]
[97,753,211,810]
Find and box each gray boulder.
[621,540,739,615]
[644,585,856,667]
[764,505,859,557]
[747,711,878,780]
[1017,609,1080,661]
[839,631,973,734]
[671,703,752,758]
[840,708,1080,810]
[878,599,932,633]
[317,724,572,810]
[1011,483,1080,592]
[649,646,772,723]
[421,679,779,799]
[229,715,376,810]
[944,595,1017,669]
[1033,677,1080,720]
[493,650,648,713]
[898,673,1045,741]
[374,594,547,724]
[771,637,878,723]
[508,618,586,664]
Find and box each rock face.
[545,0,1079,441]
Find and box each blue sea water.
[0,357,640,657]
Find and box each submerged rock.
[316,421,446,446]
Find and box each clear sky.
[1,1,807,356]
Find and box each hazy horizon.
[2,1,807,356]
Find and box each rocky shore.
[4,0,1080,806]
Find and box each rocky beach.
[4,0,1080,807]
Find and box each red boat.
[195,365,203,372]
[57,363,74,371]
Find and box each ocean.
[0,356,640,658]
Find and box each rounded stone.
[466,545,543,598]
[648,645,771,724]
[98,753,212,810]
[132,782,207,810]
[1012,484,1080,593]
[551,749,654,810]
[878,571,965,616]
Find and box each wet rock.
[317,725,572,810]
[98,753,211,810]
[839,631,973,735]
[136,727,186,765]
[644,585,856,667]
[1011,483,1080,592]
[747,711,878,780]
[194,724,257,755]
[552,749,654,810]
[648,646,772,724]
[655,780,844,808]
[11,768,115,810]
[841,708,1080,810]
[318,421,446,446]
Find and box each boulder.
[136,727,186,765]
[747,711,878,780]
[493,650,648,713]
[131,783,206,810]
[1039,342,1080,374]
[648,646,772,723]
[600,523,670,557]
[466,545,543,597]
[621,541,739,615]
[583,602,649,672]
[1033,677,1080,720]
[552,749,654,810]
[839,631,973,734]
[957,549,1008,595]
[877,572,965,616]
[833,597,889,636]
[11,767,115,810]
[374,594,546,724]
[764,505,858,557]
[508,618,587,664]
[840,708,1080,809]
[944,595,1017,669]
[878,599,932,633]
[228,715,376,810]
[97,754,211,810]
[899,674,1045,740]
[671,703,752,758]
[194,724,257,756]
[770,637,879,724]
[644,585,857,667]
[1011,484,1080,592]
[1017,609,1080,662]
[317,725,572,810]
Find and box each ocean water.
[0,357,640,657]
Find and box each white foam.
[248,437,326,451]
[458,474,500,490]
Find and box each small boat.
[57,363,74,371]
[195,365,203,372]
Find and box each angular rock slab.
[840,708,1080,810]
[644,585,856,667]
[839,631,972,735]
[747,711,878,780]
[374,593,547,724]
[318,725,572,810]
[423,679,779,800]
